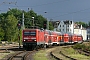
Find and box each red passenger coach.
[56,32,62,45]
[44,30,52,46]
[51,31,62,45]
[77,35,83,43]
[63,33,69,43]
[50,31,57,45]
[72,34,78,43]
[70,34,83,44]
[23,29,45,49]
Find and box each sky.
[0,0,90,23]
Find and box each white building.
[54,20,87,41]
[87,27,90,40]
[54,20,74,34]
[74,24,87,41]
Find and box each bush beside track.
[50,45,90,60]
[73,42,90,51]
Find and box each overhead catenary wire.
[48,7,90,19]
[0,0,17,6]
[9,0,71,8]
[0,0,90,22]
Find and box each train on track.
[22,29,83,50]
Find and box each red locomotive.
[22,29,83,50]
[23,29,45,49]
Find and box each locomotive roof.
[23,29,40,30]
[23,29,44,32]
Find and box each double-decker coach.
[63,33,70,44]
[51,31,58,45]
[72,34,78,43]
[44,30,52,47]
[56,32,62,45]
[77,34,83,43]
[52,31,62,45]
[72,34,83,44]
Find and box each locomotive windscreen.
[24,31,36,36]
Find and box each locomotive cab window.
[24,31,36,36]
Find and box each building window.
[63,29,64,31]
[63,25,64,27]
[67,25,69,27]
[60,25,61,27]
[70,29,71,32]
[59,29,61,32]
[68,29,69,32]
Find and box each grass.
[34,50,49,60]
[34,47,56,60]
[62,47,78,54]
[70,54,90,60]
[61,47,90,60]
[0,51,14,59]
[33,45,90,60]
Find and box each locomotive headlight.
[34,40,36,41]
[24,40,26,41]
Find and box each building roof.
[63,20,72,25]
[74,23,86,30]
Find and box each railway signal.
[17,21,21,29]
[17,21,21,48]
[43,21,47,29]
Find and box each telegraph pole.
[44,12,49,30]
[22,10,25,29]
[47,20,49,30]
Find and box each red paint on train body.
[22,29,83,49]
[23,29,44,49]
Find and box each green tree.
[88,21,90,26]
[7,8,22,18]
[5,14,18,42]
[49,22,54,30]
[0,23,4,41]
[0,8,54,42]
[24,10,38,28]
[36,15,46,28]
[75,21,88,28]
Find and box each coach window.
[24,32,30,35]
[30,32,36,36]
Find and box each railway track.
[1,42,90,60]
[50,45,77,60]
[7,51,34,60]
[50,51,77,60]
[50,44,90,60]
[77,49,90,56]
